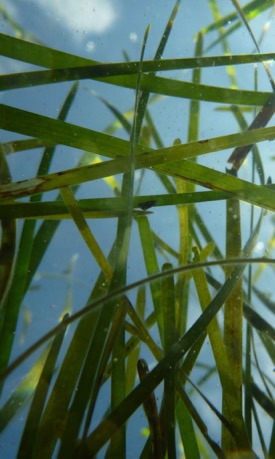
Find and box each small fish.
[138,200,157,211]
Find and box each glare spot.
[255,241,264,252]
[129,32,138,43]
[86,40,96,52]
